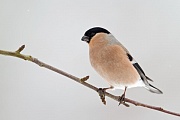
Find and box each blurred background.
[0,0,180,120]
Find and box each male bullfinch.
[81,27,162,104]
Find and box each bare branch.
[0,45,180,117]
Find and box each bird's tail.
[145,83,163,94]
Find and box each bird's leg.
[118,87,129,107]
[97,86,113,105]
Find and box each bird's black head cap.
[81,27,110,43]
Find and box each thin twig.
[0,45,180,117]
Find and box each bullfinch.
[81,27,162,104]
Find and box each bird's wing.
[127,53,153,82]
[112,37,153,82]
[114,40,162,93]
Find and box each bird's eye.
[91,32,96,37]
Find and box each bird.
[81,27,163,105]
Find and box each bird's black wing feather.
[127,53,153,82]
[126,53,162,94]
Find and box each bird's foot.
[118,94,129,107]
[97,88,106,105]
[118,93,125,105]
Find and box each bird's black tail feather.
[145,83,163,94]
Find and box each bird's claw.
[118,94,130,107]
[97,88,106,105]
[118,93,125,105]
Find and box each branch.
[0,45,180,117]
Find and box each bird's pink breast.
[89,43,139,87]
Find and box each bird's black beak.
[81,36,90,43]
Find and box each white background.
[0,0,180,120]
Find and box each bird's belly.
[90,52,140,88]
[96,63,139,86]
